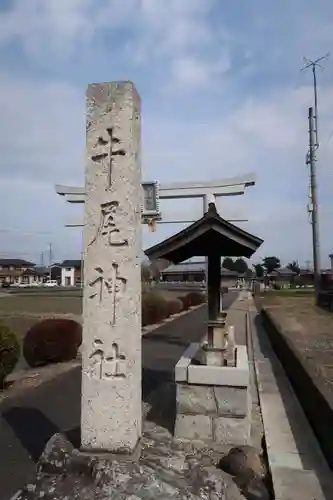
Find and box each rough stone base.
[9,382,270,500]
[11,427,249,500]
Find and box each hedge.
[166,299,182,317]
[142,294,191,327]
[177,295,191,311]
[23,318,82,368]
[0,324,20,388]
[142,292,169,326]
[177,292,206,310]
[185,291,205,306]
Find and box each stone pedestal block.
[175,382,251,445]
[175,414,213,441]
[213,416,250,446]
[174,344,251,446]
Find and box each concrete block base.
[175,414,212,441]
[174,415,250,445]
[174,343,251,446]
[213,416,250,446]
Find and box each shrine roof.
[144,203,263,264]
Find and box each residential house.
[49,264,62,283]
[264,267,332,287]
[160,261,240,287]
[59,260,82,286]
[0,259,48,286]
[267,267,296,283]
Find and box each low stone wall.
[174,343,251,446]
[260,307,333,470]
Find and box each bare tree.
[149,259,170,281]
[141,261,152,283]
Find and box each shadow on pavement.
[3,406,62,462]
[2,366,174,465]
[143,331,190,347]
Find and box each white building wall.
[61,267,75,286]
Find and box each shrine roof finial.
[208,201,218,215]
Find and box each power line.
[301,53,329,148]
[0,228,81,236]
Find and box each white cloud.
[1,67,333,265]
[0,0,137,60]
[0,0,216,63]
[0,73,84,184]
[132,0,215,58]
[142,84,333,266]
[1,0,333,267]
[170,53,230,88]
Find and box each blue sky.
[0,0,333,268]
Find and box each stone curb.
[249,305,333,499]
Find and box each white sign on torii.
[55,173,256,227]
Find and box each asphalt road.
[0,291,238,500]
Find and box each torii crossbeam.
[55,173,256,227]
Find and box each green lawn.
[0,295,82,315]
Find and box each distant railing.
[155,281,206,290]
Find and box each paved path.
[0,292,238,499]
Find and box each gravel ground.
[257,293,333,397]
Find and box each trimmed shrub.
[166,299,182,317]
[0,324,20,388]
[142,292,169,326]
[185,291,206,307]
[177,295,191,311]
[23,318,82,368]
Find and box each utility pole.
[301,53,329,148]
[302,55,328,301]
[80,231,84,289]
[48,242,52,281]
[307,107,321,299]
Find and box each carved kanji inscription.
[88,339,126,380]
[88,263,127,325]
[91,128,125,188]
[89,200,128,248]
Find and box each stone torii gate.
[54,174,256,228]
[55,161,256,297]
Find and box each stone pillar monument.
[81,82,142,453]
